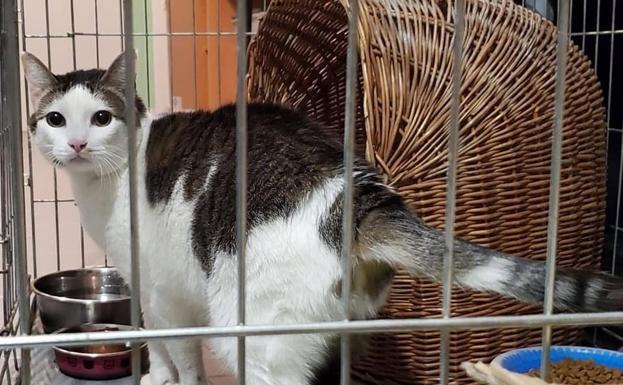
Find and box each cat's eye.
[46,112,65,127]
[92,110,112,127]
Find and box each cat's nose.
[68,139,88,153]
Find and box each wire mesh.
[1,1,32,383]
[0,0,621,384]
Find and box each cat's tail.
[353,179,623,313]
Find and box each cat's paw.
[147,366,178,385]
[178,374,205,385]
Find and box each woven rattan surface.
[247,0,607,384]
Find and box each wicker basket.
[247,0,607,383]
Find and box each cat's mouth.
[68,155,89,164]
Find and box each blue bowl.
[492,346,623,374]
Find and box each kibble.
[527,358,623,384]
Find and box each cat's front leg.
[164,338,204,385]
[147,294,205,385]
[142,299,178,384]
[148,340,178,385]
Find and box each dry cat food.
[528,358,623,384]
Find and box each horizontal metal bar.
[2,312,623,350]
[32,199,74,203]
[570,29,623,36]
[24,31,257,38]
[21,29,623,40]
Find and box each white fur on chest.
[70,176,117,249]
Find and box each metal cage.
[0,0,622,384]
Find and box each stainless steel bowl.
[33,267,131,333]
[52,323,149,380]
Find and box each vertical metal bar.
[95,0,100,67]
[614,137,623,272]
[68,0,86,271]
[606,0,616,129]
[608,0,622,275]
[166,0,174,111]
[19,0,38,279]
[94,2,104,270]
[119,0,125,50]
[0,64,7,328]
[1,0,31,383]
[235,0,248,382]
[80,229,85,268]
[42,0,61,271]
[0,10,11,377]
[70,0,77,69]
[192,0,198,108]
[569,1,573,32]
[594,0,601,68]
[581,0,586,49]
[440,0,464,383]
[540,0,569,381]
[217,0,222,104]
[143,0,151,108]
[121,1,141,384]
[341,0,359,384]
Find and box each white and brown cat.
[21,50,623,385]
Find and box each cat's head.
[21,51,146,175]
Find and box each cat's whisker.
[94,159,105,189]
[101,151,125,161]
[43,150,63,168]
[98,153,121,183]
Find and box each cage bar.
[2,0,622,384]
[235,0,249,383]
[18,0,38,280]
[120,1,141,384]
[540,0,570,381]
[0,1,31,383]
[143,0,152,108]
[192,0,199,108]
[2,312,623,351]
[40,0,63,273]
[594,0,601,68]
[340,0,359,383]
[611,0,623,275]
[606,0,617,129]
[440,0,465,383]
[25,32,263,38]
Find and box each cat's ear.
[21,52,58,108]
[100,50,137,93]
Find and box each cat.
[21,50,623,385]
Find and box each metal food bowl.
[33,267,131,333]
[53,324,148,380]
